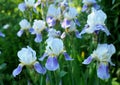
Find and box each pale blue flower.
[39,38,73,71]
[12,46,46,77]
[82,44,116,79]
[17,19,31,37]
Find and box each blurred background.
[0,0,120,85]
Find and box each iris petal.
[0,32,5,37]
[63,52,73,61]
[12,64,23,77]
[45,57,59,71]
[34,62,46,74]
[82,56,93,64]
[17,30,24,37]
[35,33,42,43]
[39,53,48,61]
[61,19,71,29]
[97,63,110,79]
[46,16,56,27]
[81,5,88,12]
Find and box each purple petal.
[34,62,46,74]
[46,16,56,27]
[35,33,42,43]
[18,3,26,12]
[63,52,74,61]
[61,19,71,29]
[0,32,5,37]
[45,57,59,71]
[93,3,100,10]
[75,31,81,38]
[12,64,23,77]
[39,53,48,61]
[29,28,35,34]
[74,19,80,27]
[82,56,93,64]
[96,24,110,36]
[81,5,88,12]
[97,63,110,79]
[17,30,24,37]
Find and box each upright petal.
[82,56,93,64]
[45,57,59,71]
[12,64,23,77]
[97,63,110,79]
[63,52,73,61]
[35,33,42,43]
[34,62,46,74]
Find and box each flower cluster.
[12,0,116,80]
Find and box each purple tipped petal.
[0,32,5,37]
[46,16,56,27]
[81,5,88,12]
[39,53,48,61]
[34,62,46,74]
[18,3,26,12]
[61,19,71,29]
[75,31,81,38]
[17,30,24,37]
[63,52,73,61]
[74,19,80,27]
[82,56,93,64]
[45,57,59,71]
[97,63,110,80]
[35,33,42,43]
[96,24,110,36]
[12,64,23,77]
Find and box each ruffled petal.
[17,30,24,37]
[35,33,42,43]
[45,57,59,71]
[63,52,74,61]
[82,56,93,64]
[97,63,110,80]
[39,53,48,61]
[12,64,23,77]
[34,62,46,74]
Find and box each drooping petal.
[39,53,48,61]
[97,63,110,80]
[12,64,23,77]
[45,57,59,71]
[46,16,56,27]
[95,24,110,36]
[75,31,81,38]
[93,3,100,10]
[29,28,35,34]
[82,56,93,64]
[17,30,24,37]
[81,5,88,12]
[74,19,80,27]
[61,19,71,29]
[34,62,46,74]
[35,33,42,43]
[63,52,73,61]
[0,32,5,37]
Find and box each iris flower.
[39,38,73,71]
[82,44,116,79]
[12,46,46,77]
